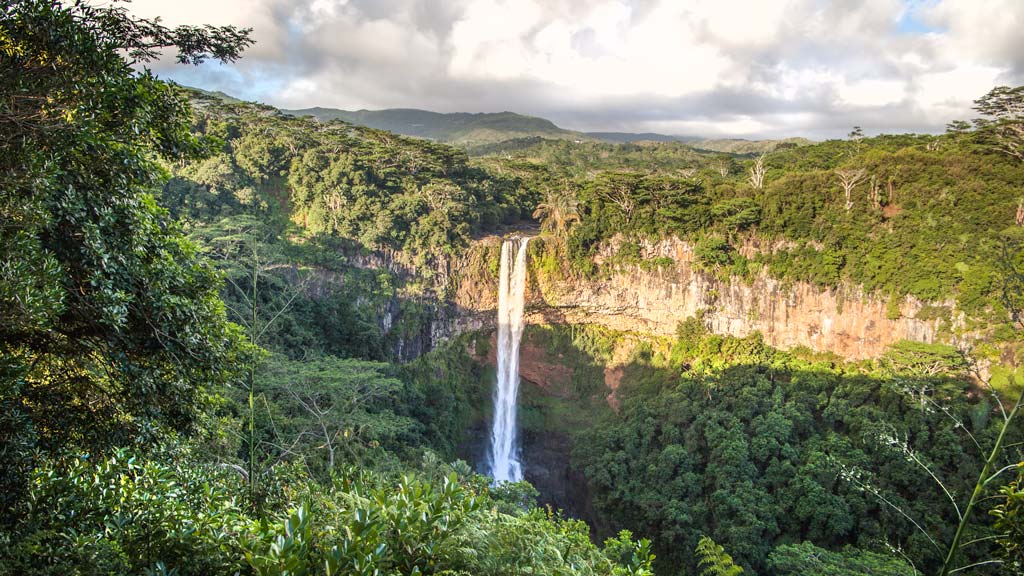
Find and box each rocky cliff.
[453,236,961,360]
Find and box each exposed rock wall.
[453,236,958,360]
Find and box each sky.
[122,0,1024,139]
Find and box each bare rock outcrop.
[452,236,961,361]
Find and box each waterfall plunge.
[489,237,529,483]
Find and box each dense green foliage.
[509,322,1017,575]
[473,139,709,176]
[164,94,536,269]
[0,0,250,512]
[187,214,401,361]
[1,446,654,576]
[991,468,1024,572]
[768,541,917,575]
[233,342,488,483]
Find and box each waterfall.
[489,237,530,483]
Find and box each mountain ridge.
[279,102,813,152]
[183,85,813,153]
[282,106,581,144]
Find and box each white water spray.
[489,237,530,483]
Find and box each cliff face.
[454,237,959,360]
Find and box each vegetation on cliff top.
[482,127,1024,341]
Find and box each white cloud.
[696,0,804,48]
[914,65,1006,119]
[840,79,907,108]
[448,0,546,80]
[925,0,1024,66]
[122,0,1024,138]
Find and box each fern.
[696,536,744,576]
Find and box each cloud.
[124,0,1024,139]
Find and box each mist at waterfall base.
[488,237,530,483]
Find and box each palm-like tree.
[532,185,580,239]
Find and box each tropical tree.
[710,198,761,232]
[259,355,415,477]
[879,341,968,377]
[712,155,737,177]
[748,153,767,189]
[0,0,252,508]
[835,168,868,210]
[533,184,580,239]
[972,85,1024,162]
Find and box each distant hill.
[280,103,811,152]
[584,132,813,154]
[180,85,244,104]
[687,137,813,154]
[584,131,689,143]
[281,107,583,145]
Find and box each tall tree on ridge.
[973,85,1024,163]
[533,183,581,240]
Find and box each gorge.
[8,10,1023,572]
